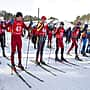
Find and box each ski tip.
[53,73,57,76]
[41,80,44,82]
[26,84,32,88]
[62,71,66,73]
[28,85,32,88]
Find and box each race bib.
[42,28,46,33]
[60,32,63,37]
[16,25,22,32]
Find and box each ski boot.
[75,55,82,61]
[55,57,62,62]
[40,60,46,65]
[82,53,88,57]
[11,64,16,72]
[18,64,24,70]
[61,57,67,62]
[35,61,40,65]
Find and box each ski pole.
[79,39,82,54]
[48,39,52,64]
[25,38,30,69]
[48,47,52,64]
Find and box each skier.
[7,18,14,32]
[55,22,67,62]
[80,24,88,56]
[47,22,54,48]
[86,32,90,53]
[65,27,71,44]
[6,12,32,71]
[2,21,6,47]
[31,25,37,49]
[67,22,82,61]
[35,16,48,65]
[0,21,6,57]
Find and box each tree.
[48,17,58,20]
[87,13,90,23]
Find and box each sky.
[0,0,90,21]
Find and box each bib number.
[16,26,22,32]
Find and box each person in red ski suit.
[67,22,82,61]
[47,29,52,48]
[47,23,54,48]
[7,12,31,71]
[55,22,66,62]
[31,25,37,49]
[47,20,55,48]
[36,16,48,65]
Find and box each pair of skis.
[38,64,57,76]
[30,60,66,76]
[7,63,44,89]
[61,59,87,69]
[49,57,87,69]
[7,60,66,89]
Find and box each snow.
[0,32,90,90]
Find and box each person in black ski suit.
[65,27,71,44]
[80,24,88,56]
[0,21,6,57]
[31,25,37,49]
[35,16,48,65]
[86,32,90,53]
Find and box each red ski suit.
[68,27,80,53]
[47,30,52,41]
[36,22,48,36]
[0,22,5,34]
[8,20,29,65]
[47,29,53,48]
[31,27,37,36]
[55,27,65,48]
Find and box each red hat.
[41,16,46,20]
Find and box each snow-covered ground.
[0,32,90,90]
